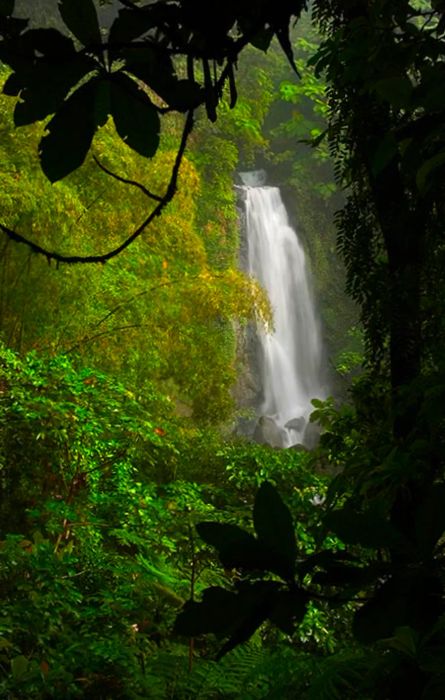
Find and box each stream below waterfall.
[239,172,326,448]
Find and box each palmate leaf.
[253,481,296,581]
[175,580,309,658]
[110,73,160,158]
[39,76,108,182]
[353,571,443,644]
[196,520,292,579]
[414,483,445,555]
[175,581,282,659]
[324,502,404,550]
[58,0,101,47]
[196,522,268,571]
[119,44,203,112]
[5,52,96,127]
[21,27,76,58]
[0,0,14,16]
[108,6,157,53]
[268,589,308,634]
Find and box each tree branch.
[0,110,194,265]
[93,156,163,201]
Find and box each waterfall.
[239,172,326,448]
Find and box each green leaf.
[253,482,296,580]
[58,0,101,47]
[110,73,160,157]
[39,77,105,181]
[11,655,29,680]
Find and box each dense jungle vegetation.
[1,1,445,698]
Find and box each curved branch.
[0,110,194,265]
[93,156,163,202]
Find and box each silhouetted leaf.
[0,0,14,16]
[228,62,237,109]
[268,589,308,634]
[121,44,203,111]
[174,586,244,636]
[415,484,445,554]
[0,15,27,47]
[196,522,266,571]
[120,44,175,85]
[373,76,413,110]
[203,58,217,122]
[109,7,156,59]
[422,678,445,700]
[312,563,372,587]
[371,134,398,175]
[21,28,75,58]
[416,152,445,194]
[216,581,291,658]
[298,550,359,578]
[353,572,443,644]
[250,26,274,52]
[253,482,296,580]
[110,73,160,157]
[10,55,96,126]
[175,580,282,659]
[39,77,107,181]
[156,79,203,111]
[325,503,403,549]
[276,26,299,75]
[58,0,101,47]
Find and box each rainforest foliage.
[1,1,445,698]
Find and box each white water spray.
[240,172,326,447]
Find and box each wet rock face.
[253,415,287,449]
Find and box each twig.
[93,156,163,202]
[0,110,195,264]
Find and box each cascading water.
[239,171,326,448]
